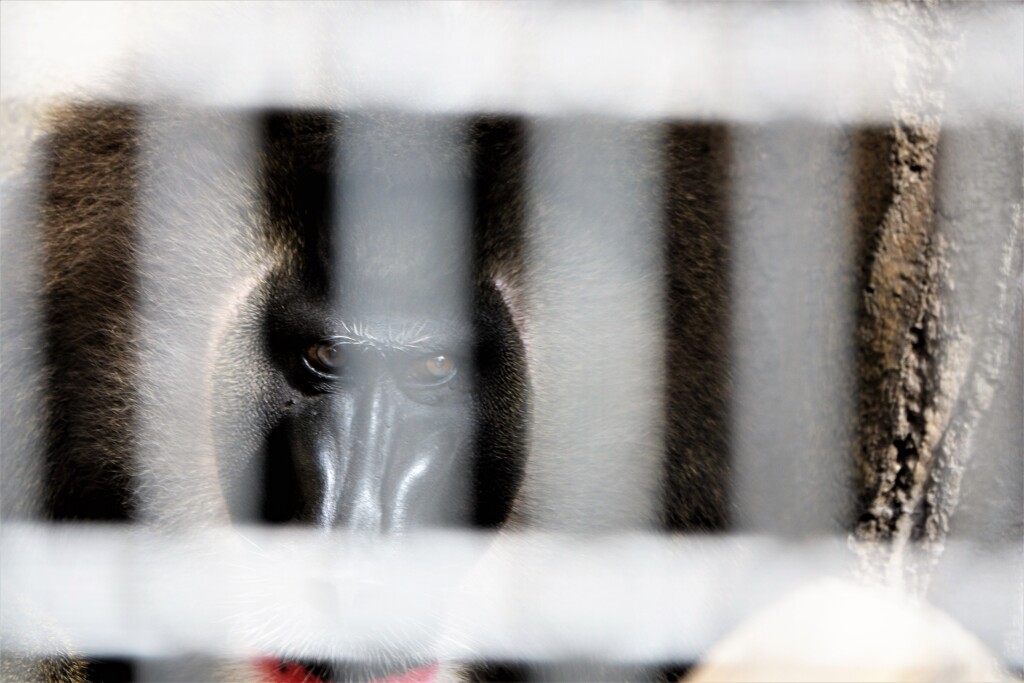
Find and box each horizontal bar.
[1,524,1018,666]
[0,3,1019,123]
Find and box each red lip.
[259,659,327,683]
[258,659,438,683]
[373,663,439,683]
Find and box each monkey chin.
[258,658,439,683]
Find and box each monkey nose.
[286,386,399,532]
[286,382,469,532]
[332,388,399,531]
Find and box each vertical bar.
[521,119,665,532]
[134,108,261,527]
[335,115,471,330]
[0,104,46,521]
[136,657,222,683]
[335,114,474,529]
[926,120,1024,665]
[730,124,855,535]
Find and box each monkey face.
[285,338,471,530]
[208,113,528,534]
[255,305,476,531]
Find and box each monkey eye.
[404,353,458,387]
[304,340,348,376]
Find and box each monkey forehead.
[260,277,472,351]
[333,252,471,327]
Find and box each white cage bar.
[520,120,664,532]
[730,125,855,536]
[0,525,1019,664]
[0,3,1020,122]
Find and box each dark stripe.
[41,103,141,521]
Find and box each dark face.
[284,332,472,529]
[256,284,477,530]
[211,113,527,533]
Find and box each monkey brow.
[327,319,473,352]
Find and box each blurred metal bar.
[134,108,261,526]
[925,121,1024,666]
[0,524,1018,666]
[1,3,1019,123]
[0,104,47,521]
[135,658,223,683]
[335,115,471,327]
[519,119,664,533]
[334,114,474,530]
[730,125,855,535]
